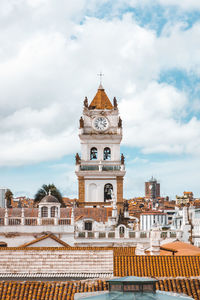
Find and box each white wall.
[85,179,117,203]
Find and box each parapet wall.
[0,249,113,278]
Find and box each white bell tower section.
[75,84,125,208]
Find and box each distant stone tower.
[75,84,125,208]
[145,177,160,200]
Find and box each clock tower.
[75,84,125,208]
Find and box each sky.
[0,0,200,200]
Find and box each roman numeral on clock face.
[94,117,108,131]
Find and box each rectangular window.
[85,221,92,231]
[110,284,122,291]
[124,284,140,292]
[143,284,154,292]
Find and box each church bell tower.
[75,83,125,208]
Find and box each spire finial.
[48,190,51,196]
[97,72,104,89]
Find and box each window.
[119,226,125,236]
[104,183,113,202]
[51,206,57,217]
[143,284,154,292]
[110,284,122,291]
[124,284,140,292]
[85,221,92,231]
[41,206,48,218]
[90,147,97,160]
[104,147,111,160]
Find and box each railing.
[25,218,37,226]
[41,218,55,225]
[80,165,99,171]
[75,230,183,240]
[161,232,167,238]
[0,217,72,226]
[102,165,121,171]
[58,218,71,225]
[108,232,115,238]
[8,218,21,225]
[80,164,122,171]
[99,232,106,238]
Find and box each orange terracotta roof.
[141,211,166,215]
[19,233,71,248]
[89,85,113,109]
[0,279,199,299]
[114,254,200,278]
[160,241,200,256]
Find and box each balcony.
[77,159,125,174]
[80,165,99,171]
[80,165,121,171]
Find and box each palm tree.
[5,189,13,208]
[34,184,65,207]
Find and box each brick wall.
[117,176,123,207]
[78,177,85,203]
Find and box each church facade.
[75,84,125,208]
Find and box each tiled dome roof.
[40,193,59,204]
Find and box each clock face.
[93,116,109,131]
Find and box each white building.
[0,188,7,208]
[140,212,167,231]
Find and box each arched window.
[51,206,57,217]
[90,147,97,160]
[104,147,111,160]
[104,183,113,202]
[41,206,48,218]
[119,226,125,237]
[85,221,92,231]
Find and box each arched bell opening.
[90,147,98,160]
[104,183,113,202]
[104,147,111,160]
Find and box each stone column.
[37,209,41,225]
[54,209,58,225]
[71,207,74,226]
[99,161,102,172]
[48,207,51,218]
[4,208,8,226]
[21,207,25,225]
[115,228,120,239]
[135,230,140,239]
[124,228,129,238]
[94,231,99,238]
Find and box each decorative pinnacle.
[48,190,51,196]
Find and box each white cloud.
[0,2,200,167]
[120,81,200,155]
[119,0,200,11]
[157,0,200,10]
[125,156,200,199]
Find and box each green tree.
[34,184,65,207]
[5,189,13,208]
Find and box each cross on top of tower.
[97,72,104,89]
